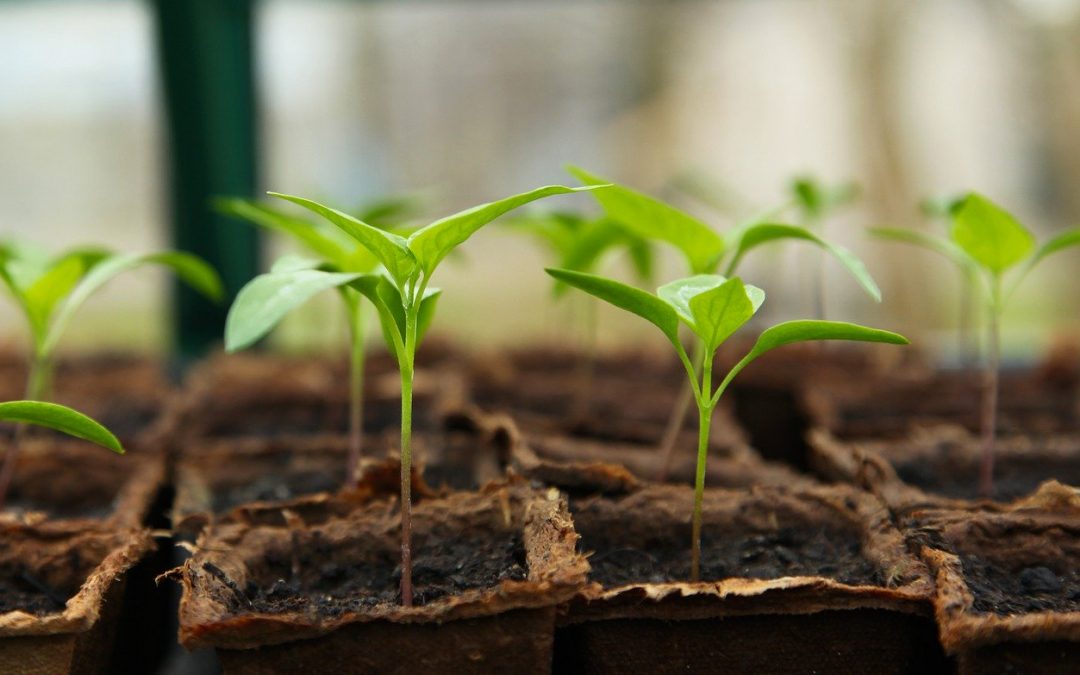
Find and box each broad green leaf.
[216,198,355,268]
[688,277,763,352]
[43,252,224,355]
[22,251,109,338]
[270,192,416,284]
[0,401,122,453]
[546,268,681,348]
[658,274,729,326]
[950,193,1034,275]
[868,227,975,273]
[725,223,881,301]
[408,185,603,277]
[568,166,725,274]
[744,320,908,363]
[225,269,366,352]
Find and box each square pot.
[904,484,1080,674]
[175,482,588,674]
[809,426,1080,511]
[556,483,947,674]
[0,525,153,674]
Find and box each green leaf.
[950,193,1034,275]
[0,401,122,453]
[567,166,725,274]
[688,277,763,352]
[725,223,881,301]
[408,185,603,277]
[269,192,416,285]
[658,274,729,326]
[1029,227,1080,268]
[868,227,975,273]
[42,252,224,355]
[216,198,356,268]
[744,320,908,363]
[545,268,681,348]
[793,177,858,220]
[270,254,326,273]
[225,269,366,352]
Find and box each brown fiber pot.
[556,483,948,674]
[0,526,153,675]
[903,483,1080,674]
[174,481,588,674]
[809,426,1080,511]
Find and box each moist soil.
[0,549,97,616]
[209,470,343,515]
[225,530,526,617]
[962,555,1080,616]
[893,453,1080,502]
[572,503,881,589]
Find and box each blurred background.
[3,0,1080,363]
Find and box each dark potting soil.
[0,555,90,616]
[894,453,1080,502]
[963,555,1080,616]
[232,530,527,617]
[209,470,343,516]
[578,518,881,589]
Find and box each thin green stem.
[658,338,704,482]
[345,296,366,488]
[979,276,1002,498]
[398,294,420,607]
[690,354,713,583]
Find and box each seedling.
[791,175,860,319]
[567,167,881,476]
[0,242,222,502]
[547,268,907,580]
[255,183,603,606]
[0,401,123,508]
[219,196,421,485]
[870,193,1080,496]
[509,210,654,415]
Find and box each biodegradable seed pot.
[174,482,588,674]
[556,483,948,675]
[0,526,153,675]
[903,483,1080,675]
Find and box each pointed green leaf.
[416,289,441,345]
[347,275,407,359]
[225,269,367,352]
[1030,227,1080,268]
[868,227,975,273]
[745,320,908,363]
[688,277,763,352]
[568,166,725,274]
[545,268,680,348]
[269,192,416,284]
[658,274,729,326]
[950,193,1034,275]
[42,252,224,355]
[216,197,356,268]
[726,223,881,301]
[0,401,122,453]
[408,185,603,277]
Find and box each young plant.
[790,175,860,319]
[547,268,908,580]
[0,242,221,500]
[253,183,603,606]
[0,400,123,507]
[567,167,881,476]
[218,196,421,486]
[870,193,1080,496]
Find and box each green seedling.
[790,175,860,320]
[0,242,221,503]
[547,268,907,580]
[246,183,604,606]
[568,167,880,478]
[0,400,124,508]
[509,209,654,415]
[219,196,421,486]
[871,193,1080,496]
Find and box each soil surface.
[0,572,70,615]
[894,453,1080,502]
[963,555,1080,616]
[210,471,342,515]
[574,505,881,589]
[233,530,527,616]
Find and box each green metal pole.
[150,0,261,360]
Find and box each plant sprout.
[567,167,881,477]
[870,193,1080,496]
[0,401,123,508]
[219,196,421,486]
[245,184,604,606]
[790,175,860,320]
[547,268,908,580]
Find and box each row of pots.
[0,342,1078,673]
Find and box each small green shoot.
[871,193,1080,496]
[0,400,123,508]
[266,183,605,606]
[547,268,907,581]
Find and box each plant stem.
[690,355,713,583]
[398,307,418,607]
[659,339,704,482]
[978,278,1001,498]
[345,299,365,488]
[0,351,49,509]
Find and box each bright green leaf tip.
[0,401,123,454]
